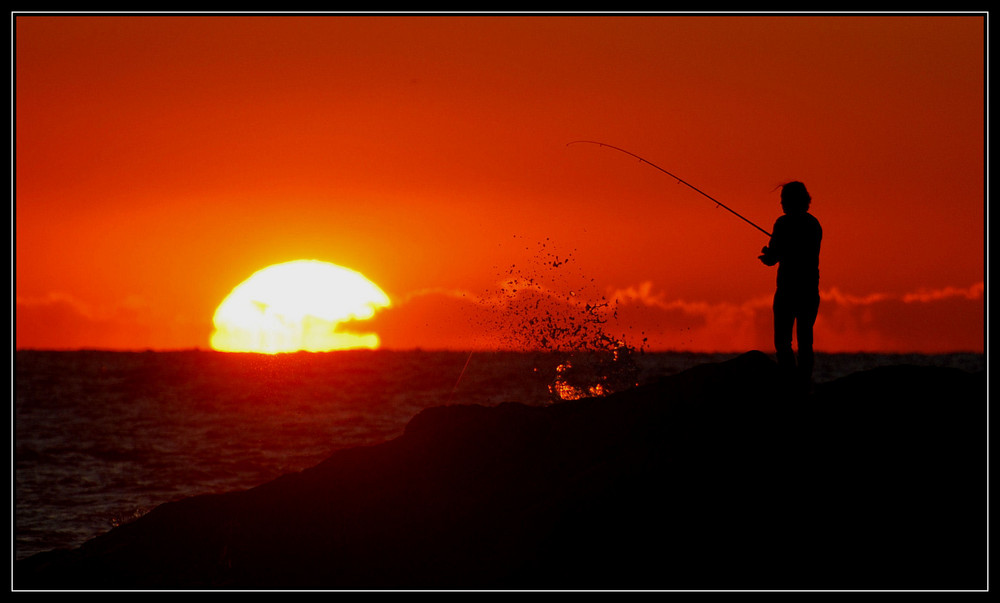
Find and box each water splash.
[109,506,149,528]
[483,235,646,401]
[548,344,641,401]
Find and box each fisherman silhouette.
[758,181,822,392]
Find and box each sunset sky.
[15,13,986,354]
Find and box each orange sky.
[15,14,986,354]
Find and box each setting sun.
[210,260,391,353]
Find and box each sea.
[13,348,985,561]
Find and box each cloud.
[901,282,984,303]
[351,287,493,351]
[603,280,984,354]
[360,279,638,352]
[605,281,771,352]
[816,282,984,353]
[16,281,985,354]
[15,292,208,351]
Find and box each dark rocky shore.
[14,351,986,590]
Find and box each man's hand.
[758,245,778,266]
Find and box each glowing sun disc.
[210,260,391,353]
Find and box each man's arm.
[759,245,779,266]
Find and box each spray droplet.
[482,236,645,402]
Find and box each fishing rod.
[567,140,772,238]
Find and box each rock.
[14,352,986,590]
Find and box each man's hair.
[780,181,811,212]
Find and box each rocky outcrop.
[14,351,986,590]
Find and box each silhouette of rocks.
[15,351,985,590]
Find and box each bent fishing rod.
[567,140,772,238]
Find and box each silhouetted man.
[758,181,822,392]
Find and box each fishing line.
[567,140,772,238]
[448,350,475,402]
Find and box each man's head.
[780,181,811,213]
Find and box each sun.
[210,260,391,353]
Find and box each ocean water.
[13,349,985,561]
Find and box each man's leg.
[795,292,821,386]
[773,292,797,376]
